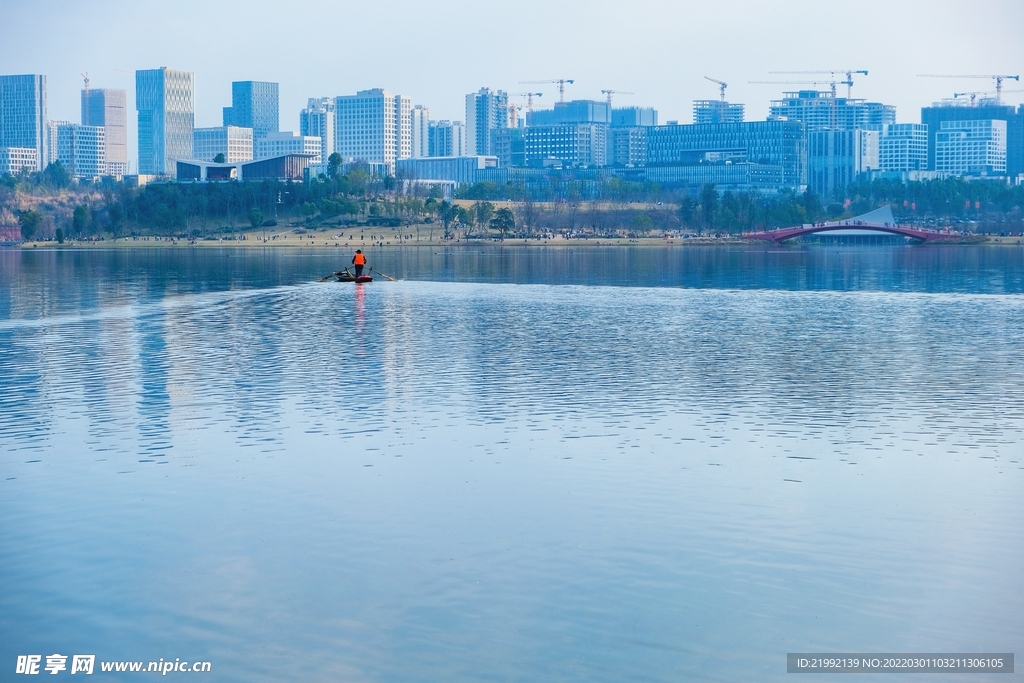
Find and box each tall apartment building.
[136,67,194,176]
[82,88,127,175]
[223,81,279,141]
[300,98,335,166]
[56,123,106,179]
[878,123,928,172]
[524,123,607,167]
[807,129,878,197]
[769,90,895,131]
[333,89,412,171]
[646,120,807,189]
[921,102,1022,176]
[193,126,253,163]
[0,74,47,171]
[410,105,429,158]
[256,131,322,163]
[935,119,1006,176]
[609,107,657,166]
[428,120,466,157]
[465,88,508,156]
[693,100,745,125]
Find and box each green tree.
[248,207,264,229]
[72,205,89,236]
[490,207,515,241]
[328,152,343,178]
[699,184,718,235]
[474,201,495,230]
[213,153,226,163]
[438,200,459,238]
[42,161,71,189]
[18,209,42,240]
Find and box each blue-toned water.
[1,246,1022,682]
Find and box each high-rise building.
[608,127,648,166]
[334,88,412,171]
[136,67,194,176]
[646,120,808,189]
[223,81,279,141]
[82,88,127,175]
[193,126,253,163]
[300,98,335,166]
[935,119,1006,176]
[611,107,658,127]
[807,129,878,197]
[527,99,610,126]
[256,131,322,163]
[878,123,928,172]
[56,123,106,179]
[428,120,466,157]
[769,90,895,131]
[491,127,525,167]
[693,100,744,125]
[410,105,429,158]
[0,74,47,170]
[524,124,607,167]
[465,88,508,156]
[921,102,1022,176]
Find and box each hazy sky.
[2,0,1022,167]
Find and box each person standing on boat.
[352,249,367,277]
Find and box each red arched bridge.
[743,206,961,244]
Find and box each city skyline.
[2,0,1022,169]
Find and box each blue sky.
[2,0,1022,167]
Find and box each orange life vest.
[353,253,366,265]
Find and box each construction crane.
[953,88,1024,106]
[918,74,1021,102]
[703,77,728,101]
[770,69,868,98]
[519,79,574,102]
[601,89,634,106]
[81,73,90,125]
[507,92,543,127]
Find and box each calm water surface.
[1,245,1022,682]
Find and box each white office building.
[333,88,412,171]
[300,98,335,166]
[411,105,429,158]
[255,131,321,163]
[0,147,38,175]
[0,74,47,170]
[935,119,1006,176]
[193,126,253,163]
[465,88,508,156]
[136,67,194,175]
[56,123,106,179]
[878,123,928,172]
[429,120,466,157]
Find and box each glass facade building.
[223,81,279,141]
[646,120,807,189]
[0,74,47,171]
[56,123,106,178]
[428,120,466,157]
[82,88,127,175]
[193,126,253,163]
[300,98,335,167]
[136,68,194,176]
[921,103,1022,176]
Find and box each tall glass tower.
[136,68,194,175]
[82,88,128,174]
[223,81,279,141]
[0,74,47,170]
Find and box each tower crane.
[703,76,727,101]
[507,92,543,127]
[770,69,868,98]
[918,74,1020,102]
[81,73,90,125]
[519,79,574,102]
[601,89,634,106]
[953,88,1024,106]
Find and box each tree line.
[4,160,1024,242]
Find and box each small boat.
[334,271,372,283]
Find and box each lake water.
[1,245,1022,682]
